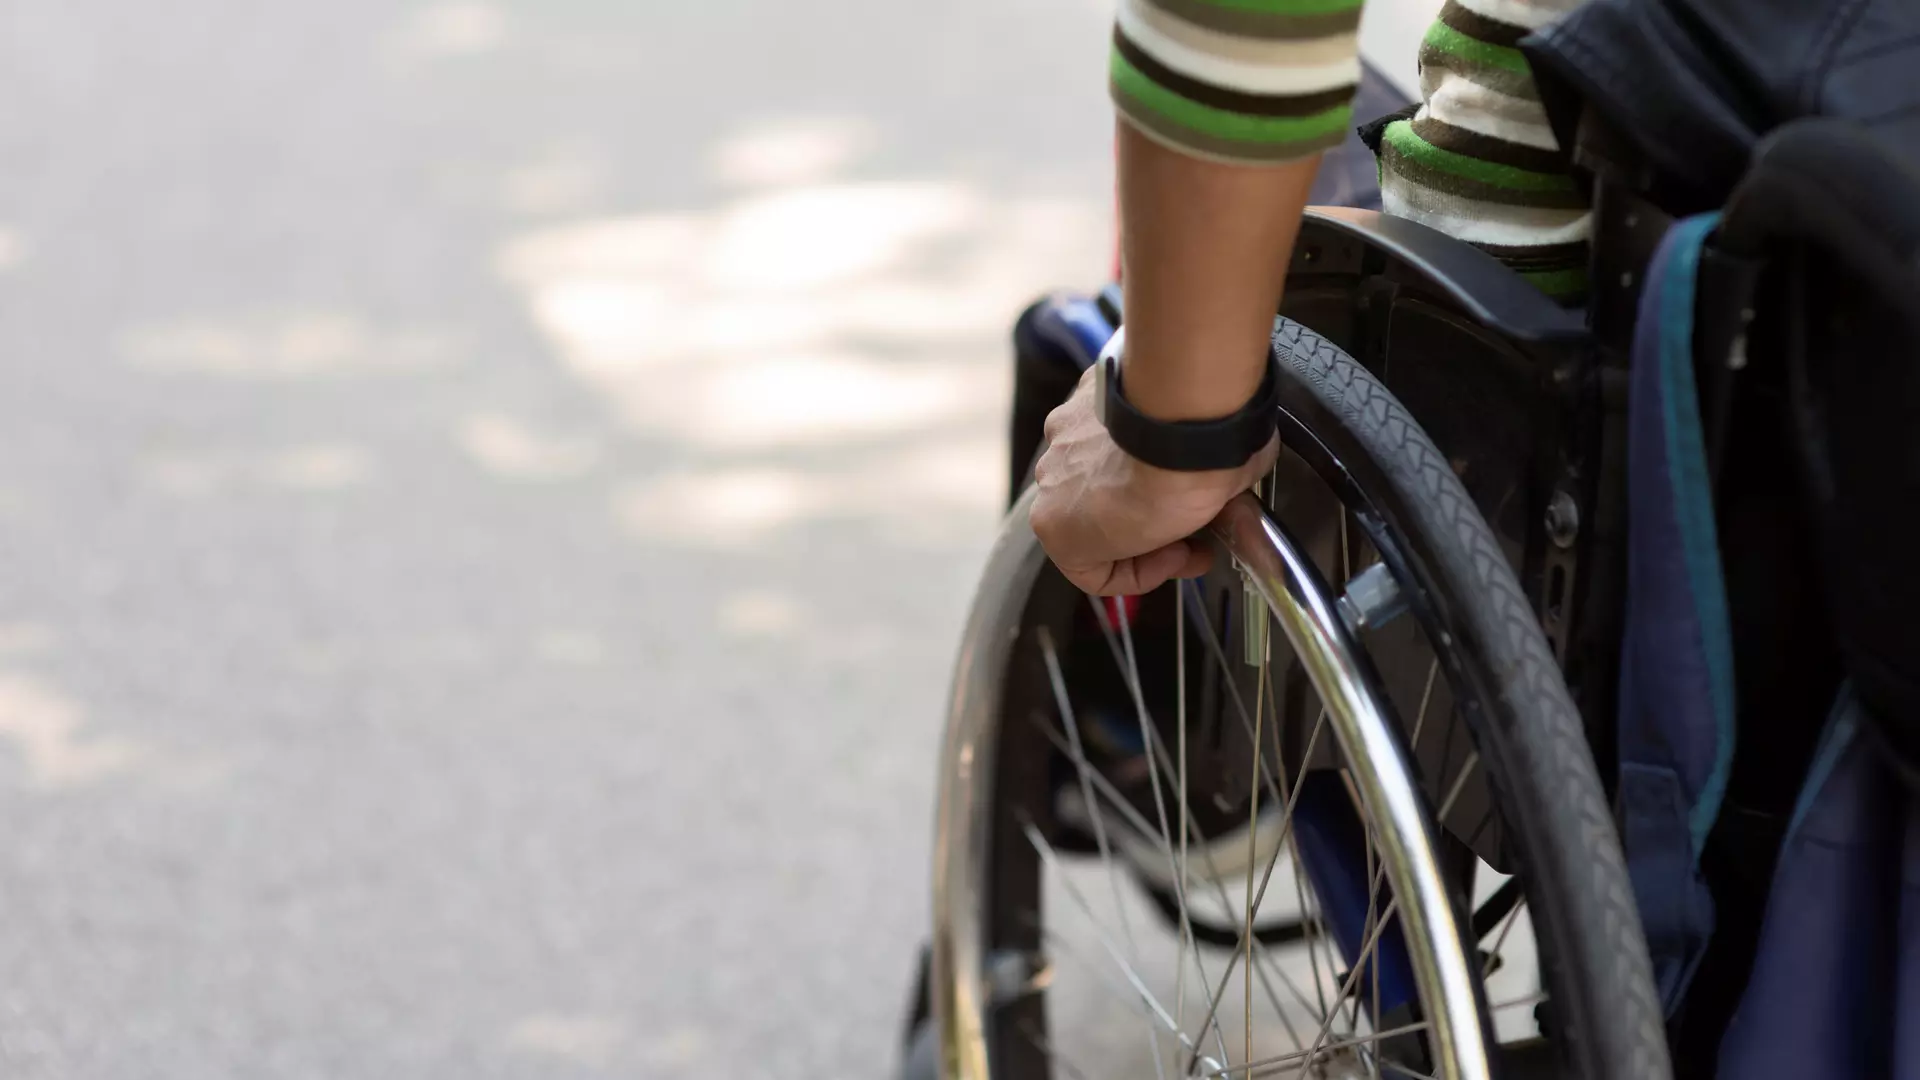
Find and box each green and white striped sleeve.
[1109,0,1365,166]
[1379,0,1591,299]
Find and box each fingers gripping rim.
[1268,318,1672,1079]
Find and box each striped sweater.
[1112,0,1589,299]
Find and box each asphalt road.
[0,3,1424,1077]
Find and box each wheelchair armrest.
[1296,207,1590,345]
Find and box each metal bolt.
[1545,491,1580,549]
[1338,562,1407,633]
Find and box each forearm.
[1106,0,1358,423]
[1116,120,1321,422]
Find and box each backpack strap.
[1617,212,1737,1013]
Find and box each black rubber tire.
[1269,316,1672,1080]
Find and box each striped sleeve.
[1378,0,1591,300]
[1109,0,1365,166]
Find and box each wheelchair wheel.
[929,319,1670,1079]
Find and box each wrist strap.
[1096,328,1280,472]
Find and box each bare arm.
[1115,121,1321,422]
[1029,0,1355,595]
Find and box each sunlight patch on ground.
[0,624,55,657]
[615,468,820,541]
[637,1026,709,1070]
[711,117,876,190]
[716,590,803,639]
[496,132,1104,542]
[0,673,146,789]
[141,444,376,496]
[496,182,1102,383]
[607,351,998,451]
[122,313,458,379]
[533,630,607,666]
[503,1013,624,1065]
[262,444,373,490]
[501,146,609,216]
[613,428,1004,548]
[390,2,508,59]
[459,413,600,480]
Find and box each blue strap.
[1616,211,1737,1015]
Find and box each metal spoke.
[1481,895,1528,982]
[1179,581,1283,808]
[1253,662,1340,1025]
[1296,896,1405,1073]
[1036,625,1167,1078]
[1206,1016,1428,1079]
[1029,711,1308,1057]
[1082,602,1254,1064]
[1020,819,1187,1046]
[1294,744,1483,1072]
[1114,599,1200,1076]
[1020,827,1359,1080]
[1176,579,1387,1034]
[1024,533,1518,1080]
[1176,573,1368,1019]
[1277,730,1335,1023]
[1165,579,1340,1031]
[1181,711,1332,1074]
[1243,638,1268,1070]
[1368,812,1383,1080]
[1438,752,1481,830]
[1085,599,1316,1050]
[1177,583,1191,1040]
[1434,684,1464,826]
[1410,658,1440,750]
[1209,992,1548,1080]
[1018,914,1205,1062]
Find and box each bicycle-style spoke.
[1176,583,1191,1040]
[1180,711,1332,1074]
[1292,738,1484,1072]
[1086,599,1267,1063]
[1028,709,1309,1061]
[1178,581,1284,809]
[1211,992,1549,1080]
[1367,814,1383,1079]
[1086,599,1318,1046]
[1017,506,1546,1080]
[1243,639,1267,1070]
[1020,914,1215,1071]
[1277,732,1335,1024]
[1482,894,1529,982]
[1176,573,1383,1027]
[1038,625,1170,1077]
[1410,659,1441,748]
[1021,819,1187,1046]
[1113,599,1202,1066]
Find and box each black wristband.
[1094,328,1280,472]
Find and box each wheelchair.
[907,113,1920,1080]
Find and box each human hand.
[1028,367,1279,596]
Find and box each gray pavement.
[0,2,1433,1077]
[0,2,1114,1076]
